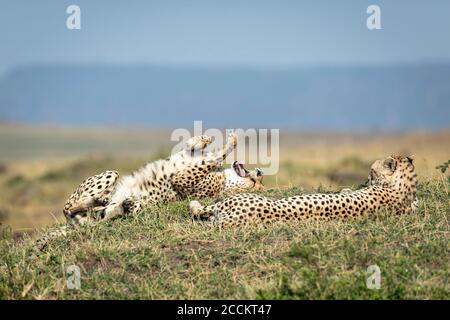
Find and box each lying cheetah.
[189,155,418,227]
[36,131,263,248]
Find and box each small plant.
[6,174,27,187]
[436,160,450,186]
[0,208,9,224]
[436,160,450,174]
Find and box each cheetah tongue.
[235,161,247,177]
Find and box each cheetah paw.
[186,135,213,150]
[121,198,135,214]
[226,129,238,147]
[189,200,203,218]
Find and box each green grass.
[0,180,449,300]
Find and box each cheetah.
[189,155,418,227]
[36,131,263,249]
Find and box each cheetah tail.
[35,225,71,251]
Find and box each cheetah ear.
[406,155,415,164]
[384,158,397,172]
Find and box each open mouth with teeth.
[232,160,249,177]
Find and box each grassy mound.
[0,181,449,299]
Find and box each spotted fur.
[36,131,263,249]
[189,155,418,227]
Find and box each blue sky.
[1,0,450,75]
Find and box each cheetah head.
[224,160,264,192]
[368,155,416,188]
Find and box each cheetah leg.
[101,202,124,221]
[64,201,104,222]
[185,135,213,152]
[184,130,236,159]
[102,197,146,221]
[63,170,119,224]
[121,197,145,215]
[36,171,119,250]
[208,130,237,162]
[171,130,238,191]
[35,198,138,250]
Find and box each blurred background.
[0,0,449,233]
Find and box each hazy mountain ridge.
[0,64,449,129]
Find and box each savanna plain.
[0,123,449,299]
